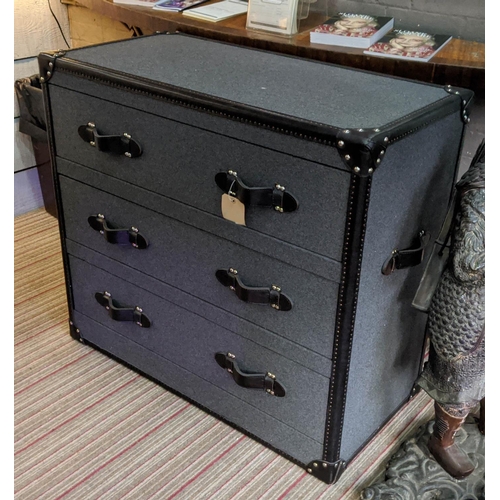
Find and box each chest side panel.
[339,111,464,462]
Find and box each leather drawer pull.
[95,291,151,327]
[215,352,286,397]
[78,122,142,158]
[215,171,299,213]
[88,214,148,249]
[381,230,430,276]
[215,268,293,311]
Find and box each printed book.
[182,0,248,21]
[154,0,209,11]
[364,30,452,62]
[310,13,394,48]
[113,0,157,6]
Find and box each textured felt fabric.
[66,239,332,378]
[57,158,341,282]
[339,111,463,462]
[59,175,338,357]
[50,85,350,261]
[50,71,348,172]
[65,33,449,130]
[69,257,329,445]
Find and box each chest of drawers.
[39,33,473,484]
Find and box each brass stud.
[49,62,53,68]
[98,213,105,219]
[337,140,345,148]
[274,206,284,213]
[275,184,285,191]
[125,152,132,158]
[229,268,237,274]
[228,352,236,359]
[384,137,389,143]
[357,128,364,132]
[40,77,45,83]
[343,129,350,134]
[354,167,361,173]
[322,463,328,468]
[271,285,281,292]
[376,159,381,164]
[229,286,235,291]
[307,468,312,473]
[368,168,374,174]
[90,141,95,147]
[47,71,51,77]
[380,150,385,156]
[131,227,139,233]
[135,306,143,312]
[88,122,96,128]
[123,133,131,139]
[313,462,318,467]
[345,154,351,161]
[374,128,380,132]
[136,322,142,326]
[228,170,237,176]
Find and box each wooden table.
[67,0,485,94]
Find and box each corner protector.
[69,320,85,344]
[38,50,67,83]
[444,85,474,123]
[408,383,421,400]
[335,129,388,177]
[306,459,346,484]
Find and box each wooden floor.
[14,208,434,500]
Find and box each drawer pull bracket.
[95,291,151,327]
[88,214,149,249]
[381,230,430,275]
[215,352,286,397]
[216,268,293,311]
[78,122,142,158]
[215,171,299,213]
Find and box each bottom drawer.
[72,311,324,465]
[67,253,330,449]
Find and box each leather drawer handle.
[95,291,151,328]
[88,214,148,249]
[216,268,293,311]
[215,171,299,213]
[381,230,430,275]
[215,352,286,397]
[78,122,142,158]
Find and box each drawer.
[50,85,350,261]
[59,175,339,357]
[68,254,330,444]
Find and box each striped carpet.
[14,208,435,500]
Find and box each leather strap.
[215,268,293,311]
[382,231,430,276]
[78,123,142,158]
[88,214,148,249]
[215,352,286,397]
[215,172,299,213]
[95,292,151,327]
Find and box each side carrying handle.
[215,268,293,311]
[215,171,299,213]
[88,214,148,249]
[215,352,286,397]
[95,291,151,327]
[381,230,430,276]
[78,122,142,158]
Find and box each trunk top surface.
[58,33,451,131]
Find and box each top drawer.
[49,85,350,261]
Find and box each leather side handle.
[382,230,430,276]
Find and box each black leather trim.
[88,214,149,249]
[323,173,372,463]
[38,50,67,83]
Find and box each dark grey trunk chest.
[39,33,473,484]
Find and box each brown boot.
[478,398,485,435]
[427,402,475,480]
